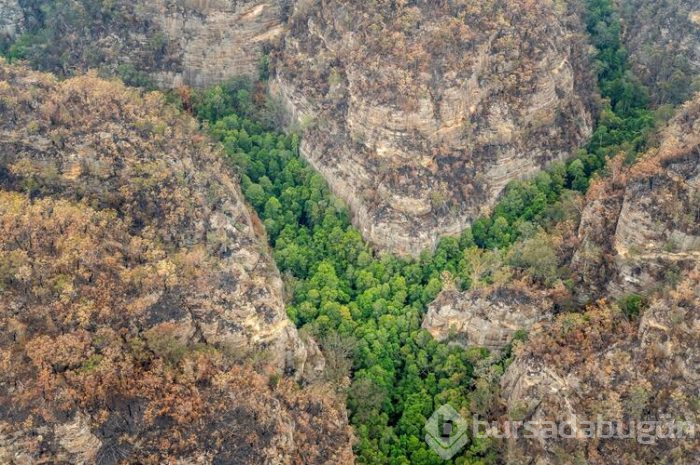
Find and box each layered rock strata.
[275,0,596,256]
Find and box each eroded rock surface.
[610,100,700,294]
[501,267,700,465]
[499,95,700,465]
[0,0,22,45]
[619,0,700,104]
[572,94,700,300]
[1,0,288,87]
[0,61,352,463]
[274,0,595,256]
[423,284,554,351]
[148,0,288,87]
[2,0,597,256]
[0,60,309,375]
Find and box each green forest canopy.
[0,0,670,462]
[181,2,662,462]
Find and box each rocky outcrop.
[0,60,311,376]
[572,94,700,300]
[423,284,554,351]
[274,0,595,256]
[619,0,700,104]
[147,0,288,87]
[0,61,352,463]
[499,96,700,465]
[501,266,700,465]
[1,0,287,87]
[612,95,700,288]
[0,0,22,46]
[569,157,629,302]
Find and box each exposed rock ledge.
[501,266,700,464]
[0,0,288,88]
[422,284,554,351]
[571,94,700,302]
[0,0,22,44]
[274,0,595,256]
[148,0,288,87]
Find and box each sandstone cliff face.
[2,0,287,87]
[501,267,700,465]
[146,0,288,87]
[274,0,595,256]
[568,158,628,303]
[572,95,700,300]
[423,284,554,351]
[499,95,700,465]
[0,0,21,47]
[619,0,700,104]
[0,61,352,463]
[4,0,597,258]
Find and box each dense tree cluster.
[190,80,507,464]
[193,77,589,462]
[185,2,671,460]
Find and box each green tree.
[567,159,588,192]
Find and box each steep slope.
[2,0,287,87]
[572,94,700,301]
[423,282,554,351]
[421,202,584,352]
[0,61,353,464]
[3,0,598,257]
[500,93,700,465]
[0,0,22,49]
[502,274,700,465]
[274,0,596,256]
[618,0,700,104]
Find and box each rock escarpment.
[0,61,353,463]
[0,0,22,47]
[3,0,597,257]
[274,0,595,256]
[499,95,700,465]
[423,284,554,351]
[568,156,628,303]
[619,0,700,104]
[501,267,700,465]
[572,94,700,300]
[147,0,288,87]
[2,0,287,87]
[0,60,309,376]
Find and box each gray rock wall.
[275,0,596,256]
